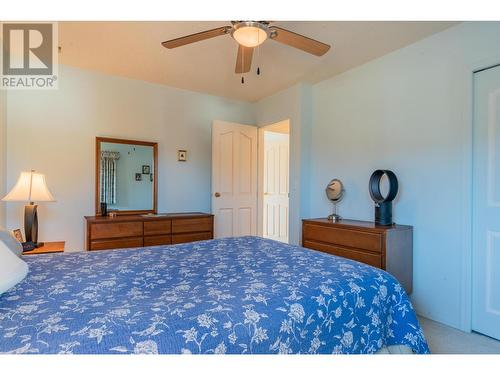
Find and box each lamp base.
[24,204,39,244]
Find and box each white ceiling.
[59,21,458,102]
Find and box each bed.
[0,236,429,354]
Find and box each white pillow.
[0,241,29,295]
[0,227,23,257]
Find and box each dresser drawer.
[303,223,382,253]
[144,220,172,235]
[172,231,212,244]
[144,235,172,247]
[303,240,382,268]
[172,217,213,234]
[90,237,143,251]
[90,222,143,240]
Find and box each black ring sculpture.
[369,170,398,225]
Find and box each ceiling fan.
[161,21,331,75]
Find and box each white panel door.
[263,132,289,243]
[472,65,500,340]
[212,120,257,238]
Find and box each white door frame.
[257,120,290,239]
[460,56,500,333]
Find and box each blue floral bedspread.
[0,236,429,354]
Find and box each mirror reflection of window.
[100,151,120,205]
[100,142,154,211]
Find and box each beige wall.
[5,65,255,251]
[308,22,500,330]
[255,83,312,245]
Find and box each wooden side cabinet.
[302,218,413,294]
[85,212,214,251]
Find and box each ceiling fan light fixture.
[232,22,268,48]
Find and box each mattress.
[0,236,429,354]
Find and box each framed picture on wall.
[135,173,142,181]
[178,150,187,162]
[12,229,24,243]
[142,165,150,174]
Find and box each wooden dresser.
[302,218,413,294]
[85,212,213,251]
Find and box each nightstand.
[22,241,65,255]
[302,218,413,294]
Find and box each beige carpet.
[418,316,500,354]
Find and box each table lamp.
[1,170,55,250]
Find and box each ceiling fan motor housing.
[369,169,398,226]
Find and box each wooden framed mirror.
[95,137,158,215]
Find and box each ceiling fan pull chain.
[257,31,261,76]
[241,45,245,84]
[256,47,261,75]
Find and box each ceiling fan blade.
[235,45,254,74]
[269,26,330,56]
[162,26,230,49]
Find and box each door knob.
[214,192,221,197]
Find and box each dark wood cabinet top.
[302,218,412,233]
[85,212,213,223]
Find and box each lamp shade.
[233,25,268,48]
[2,171,55,203]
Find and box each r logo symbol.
[2,23,53,75]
